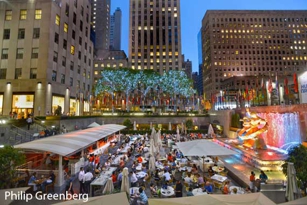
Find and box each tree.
[185,119,194,131]
[281,145,307,194]
[0,145,26,189]
[123,119,132,129]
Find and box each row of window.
[53,50,91,67]
[1,48,38,59]
[51,70,90,91]
[5,9,42,21]
[3,28,40,40]
[0,68,37,80]
[211,17,307,23]
[55,14,89,37]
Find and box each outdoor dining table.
[212,166,225,173]
[161,186,175,197]
[136,171,147,179]
[130,187,140,195]
[192,188,208,196]
[179,166,192,172]
[229,186,245,194]
[111,154,124,166]
[120,146,130,154]
[211,174,228,183]
[90,167,117,196]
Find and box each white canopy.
[14,124,126,156]
[208,124,215,135]
[87,122,101,128]
[176,139,237,157]
[149,192,276,205]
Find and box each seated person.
[137,156,143,164]
[131,187,148,205]
[204,181,213,194]
[186,187,194,196]
[184,173,193,185]
[222,181,230,194]
[191,164,198,174]
[28,172,38,191]
[245,187,252,193]
[112,172,117,183]
[155,160,163,168]
[105,159,111,169]
[163,169,171,182]
[259,170,268,183]
[150,183,159,195]
[208,166,214,176]
[231,187,238,195]
[167,153,173,162]
[41,171,55,193]
[197,174,204,185]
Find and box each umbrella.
[151,127,156,139]
[133,121,137,130]
[208,124,214,136]
[176,140,237,157]
[156,130,162,149]
[176,126,180,141]
[181,122,184,133]
[103,177,114,194]
[121,167,130,193]
[149,138,156,156]
[286,162,300,201]
[169,122,172,131]
[87,122,101,128]
[148,154,156,172]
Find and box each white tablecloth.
[90,167,117,186]
[136,171,147,179]
[211,174,227,182]
[111,154,124,165]
[230,186,245,194]
[161,186,174,197]
[129,187,140,195]
[192,188,208,196]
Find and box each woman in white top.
[105,160,111,169]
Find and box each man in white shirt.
[83,169,93,194]
[130,171,138,187]
[78,167,85,194]
[163,170,171,181]
[184,174,193,185]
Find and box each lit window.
[55,15,60,25]
[35,9,42,20]
[94,64,98,68]
[64,23,68,32]
[70,45,75,55]
[5,10,12,21]
[20,10,27,20]
[94,71,98,75]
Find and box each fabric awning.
[14,124,125,156]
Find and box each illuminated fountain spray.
[258,112,302,153]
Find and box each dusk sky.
[111,0,307,72]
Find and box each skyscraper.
[129,0,182,73]
[201,10,307,98]
[91,0,110,50]
[110,7,122,50]
[0,0,93,116]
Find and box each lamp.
[48,82,51,85]
[37,81,42,85]
[7,82,11,85]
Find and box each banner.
[301,75,307,103]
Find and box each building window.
[31,48,39,58]
[81,6,84,16]
[33,28,40,38]
[16,48,24,59]
[77,66,80,74]
[85,27,88,37]
[54,32,59,43]
[73,12,76,24]
[80,20,83,31]
[55,15,60,25]
[64,23,68,33]
[70,61,74,71]
[61,74,65,84]
[20,10,27,20]
[62,56,66,66]
[70,77,73,86]
[72,30,75,39]
[0,69,7,79]
[30,68,37,79]
[18,29,25,39]
[15,68,22,79]
[65,3,69,16]
[70,45,75,55]
[52,71,57,81]
[53,51,58,62]
[5,10,12,21]
[35,9,42,20]
[63,39,67,50]
[78,51,81,60]
[79,37,82,45]
[1,49,8,59]
[3,29,10,39]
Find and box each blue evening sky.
[111,0,307,72]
